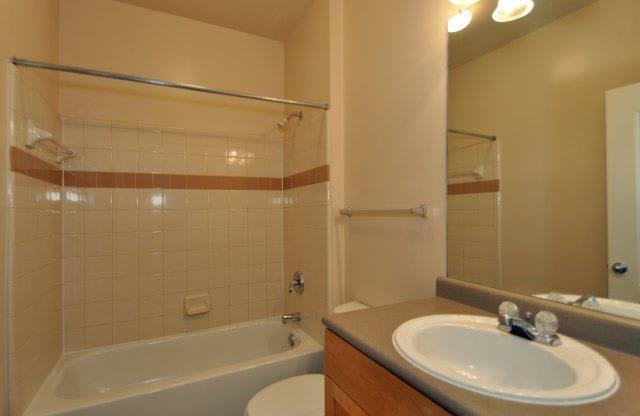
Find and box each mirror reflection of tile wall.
[446,136,500,288]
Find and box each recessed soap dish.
[184,294,210,316]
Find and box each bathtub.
[26,318,323,416]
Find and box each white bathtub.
[26,318,323,416]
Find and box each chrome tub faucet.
[282,312,302,324]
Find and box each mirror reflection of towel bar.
[448,128,496,141]
[339,204,427,219]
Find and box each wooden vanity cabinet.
[324,329,451,416]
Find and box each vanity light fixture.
[448,9,473,33]
[492,0,535,22]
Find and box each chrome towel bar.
[339,204,427,219]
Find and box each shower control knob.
[288,271,305,295]
[611,262,628,275]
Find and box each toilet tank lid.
[333,301,370,314]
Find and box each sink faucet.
[497,301,561,346]
[282,312,302,324]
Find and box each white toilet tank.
[332,301,369,314]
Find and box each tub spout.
[282,312,301,324]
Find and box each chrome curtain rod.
[448,128,496,141]
[12,57,329,110]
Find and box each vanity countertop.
[322,297,640,416]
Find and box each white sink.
[392,315,619,405]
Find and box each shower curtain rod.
[447,128,496,141]
[11,57,330,110]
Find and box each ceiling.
[116,0,314,41]
[449,0,600,68]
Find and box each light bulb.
[448,0,480,6]
[448,9,473,33]
[492,0,535,22]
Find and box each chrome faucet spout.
[282,312,302,324]
[497,301,561,346]
[498,315,538,340]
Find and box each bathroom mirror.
[446,0,640,320]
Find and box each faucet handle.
[498,301,520,318]
[535,311,559,336]
[497,301,519,332]
[288,271,305,295]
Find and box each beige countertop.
[322,297,640,416]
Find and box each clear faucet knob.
[535,311,559,336]
[498,301,519,317]
[582,297,600,310]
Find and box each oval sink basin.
[392,315,619,405]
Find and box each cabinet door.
[325,329,450,416]
[325,376,368,416]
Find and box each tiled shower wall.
[283,110,329,344]
[446,136,501,287]
[8,69,62,415]
[61,118,284,351]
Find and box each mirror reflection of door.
[446,0,640,320]
[606,82,640,303]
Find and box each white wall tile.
[61,117,285,351]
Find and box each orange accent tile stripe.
[63,171,284,191]
[447,180,500,195]
[283,164,329,190]
[10,146,332,191]
[10,146,62,185]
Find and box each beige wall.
[283,0,330,344]
[0,1,61,415]
[448,0,640,296]
[284,0,330,108]
[0,16,8,416]
[59,0,285,134]
[0,0,60,109]
[342,0,448,306]
[328,0,345,313]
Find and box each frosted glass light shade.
[448,9,473,33]
[492,0,535,22]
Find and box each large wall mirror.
[446,0,640,320]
